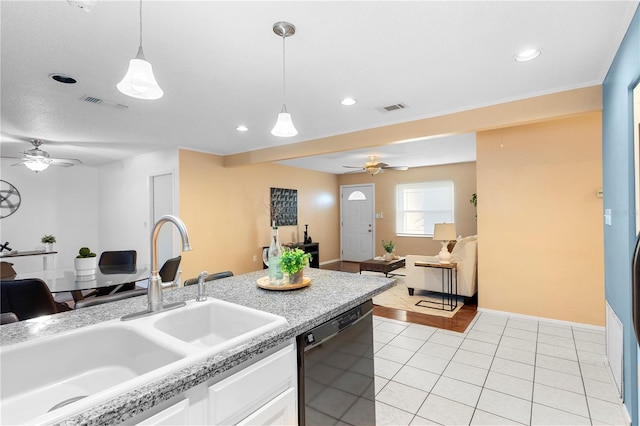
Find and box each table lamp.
[433,222,457,264]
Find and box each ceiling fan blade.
[50,158,83,166]
[382,165,409,171]
[0,155,24,161]
[343,169,366,174]
[375,162,389,168]
[342,165,363,169]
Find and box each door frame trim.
[340,183,376,261]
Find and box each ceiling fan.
[343,156,408,175]
[2,139,82,173]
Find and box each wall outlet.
[375,212,383,219]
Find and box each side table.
[413,261,458,311]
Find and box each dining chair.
[184,271,234,286]
[94,250,138,296]
[159,255,182,285]
[1,278,72,321]
[74,288,147,309]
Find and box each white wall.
[0,159,99,271]
[97,148,179,268]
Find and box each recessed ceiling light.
[236,125,249,132]
[49,73,77,84]
[514,48,542,62]
[341,97,358,106]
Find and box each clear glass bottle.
[267,226,284,285]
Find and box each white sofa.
[405,235,478,298]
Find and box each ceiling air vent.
[79,95,128,110]
[382,103,408,112]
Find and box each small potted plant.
[41,234,56,252]
[381,239,394,261]
[75,246,97,276]
[279,248,312,284]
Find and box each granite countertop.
[1,268,395,426]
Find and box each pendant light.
[271,21,298,137]
[117,0,163,100]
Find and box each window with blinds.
[396,181,454,236]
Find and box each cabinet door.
[136,399,189,425]
[207,344,295,425]
[237,388,296,426]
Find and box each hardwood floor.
[321,260,478,333]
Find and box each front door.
[341,184,375,261]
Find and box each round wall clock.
[0,180,21,219]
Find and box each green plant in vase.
[41,234,56,251]
[381,239,394,261]
[279,248,311,284]
[74,246,97,276]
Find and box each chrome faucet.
[196,271,208,302]
[148,215,192,312]
[122,215,192,321]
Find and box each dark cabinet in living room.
[263,242,319,269]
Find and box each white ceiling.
[1,1,637,172]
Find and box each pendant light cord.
[281,30,286,106]
[139,0,143,48]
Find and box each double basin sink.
[1,298,289,425]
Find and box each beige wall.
[476,112,604,325]
[178,149,340,282]
[338,162,477,257]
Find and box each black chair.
[0,312,19,325]
[1,278,72,321]
[74,288,147,309]
[98,250,137,274]
[94,250,137,296]
[159,256,182,286]
[184,271,234,286]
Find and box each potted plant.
[41,234,56,252]
[381,239,394,261]
[75,246,97,276]
[280,248,311,284]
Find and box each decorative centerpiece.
[280,248,311,284]
[41,234,56,252]
[74,246,97,276]
[381,239,394,261]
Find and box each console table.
[0,250,57,270]
[414,261,457,311]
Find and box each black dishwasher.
[296,300,376,425]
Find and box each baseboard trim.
[320,258,342,266]
[476,307,605,332]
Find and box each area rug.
[367,270,464,318]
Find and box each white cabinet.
[130,342,296,425]
[136,399,189,425]
[207,343,296,425]
[237,388,296,426]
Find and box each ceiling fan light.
[366,167,382,176]
[25,159,50,173]
[271,108,298,137]
[117,48,163,100]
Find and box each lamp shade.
[25,159,50,172]
[271,108,298,137]
[433,223,456,241]
[117,47,163,100]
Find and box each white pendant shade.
[271,108,298,137]
[25,160,50,172]
[117,47,163,100]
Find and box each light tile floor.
[373,312,629,426]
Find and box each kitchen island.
[0,268,394,425]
